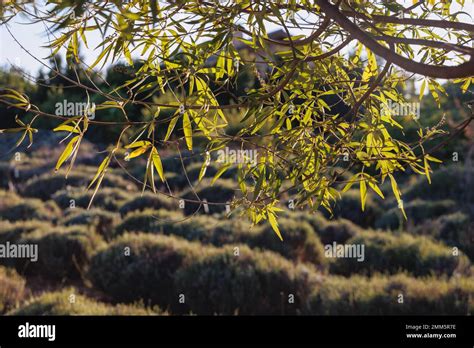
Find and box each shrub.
[318,219,362,245]
[282,211,328,233]
[248,219,326,265]
[207,219,255,246]
[175,245,316,315]
[0,190,21,208]
[8,160,54,182]
[0,221,53,268]
[9,289,161,315]
[305,273,473,315]
[415,212,474,261]
[113,209,185,237]
[0,220,52,245]
[0,162,11,189]
[22,172,90,200]
[375,199,456,230]
[0,266,25,314]
[330,231,471,277]
[16,226,105,281]
[159,172,189,191]
[114,211,257,247]
[283,210,359,245]
[326,189,382,227]
[405,165,474,203]
[161,151,203,173]
[181,179,236,215]
[60,209,119,241]
[22,169,135,200]
[0,198,60,222]
[184,162,237,182]
[89,233,210,311]
[119,192,178,217]
[139,214,221,242]
[53,187,131,211]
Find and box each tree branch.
[315,0,474,79]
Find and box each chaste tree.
[1,0,473,239]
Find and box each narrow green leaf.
[211,163,231,185]
[128,145,150,159]
[164,115,179,142]
[53,125,81,134]
[88,155,110,189]
[360,179,367,211]
[55,135,80,172]
[182,111,193,150]
[151,148,165,182]
[268,212,283,241]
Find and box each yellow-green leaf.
[88,155,110,189]
[128,145,150,159]
[164,115,179,142]
[182,111,193,150]
[55,135,80,172]
[360,179,367,211]
[125,140,151,149]
[211,163,231,185]
[424,158,431,184]
[388,173,401,202]
[268,212,283,241]
[53,125,80,134]
[151,148,165,182]
[368,181,385,199]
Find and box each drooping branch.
[373,35,474,55]
[316,0,474,79]
[342,10,474,33]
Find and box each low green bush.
[330,231,471,277]
[53,187,131,211]
[175,245,316,315]
[327,189,382,227]
[9,288,161,315]
[137,214,221,242]
[0,220,52,244]
[207,219,255,246]
[161,151,203,173]
[159,172,188,191]
[375,199,456,230]
[248,219,326,264]
[405,165,474,203]
[0,162,11,189]
[0,198,60,222]
[281,211,328,233]
[16,226,105,281]
[184,162,237,182]
[318,219,361,245]
[114,211,259,248]
[0,266,25,314]
[22,169,135,200]
[0,190,21,207]
[113,209,185,237]
[415,212,474,261]
[8,160,53,183]
[60,209,119,241]
[283,211,359,245]
[305,273,474,315]
[119,192,178,217]
[89,233,211,311]
[0,220,53,268]
[181,179,236,215]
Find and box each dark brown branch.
[373,35,474,55]
[342,10,474,33]
[315,0,474,79]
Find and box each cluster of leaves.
[1,0,473,238]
